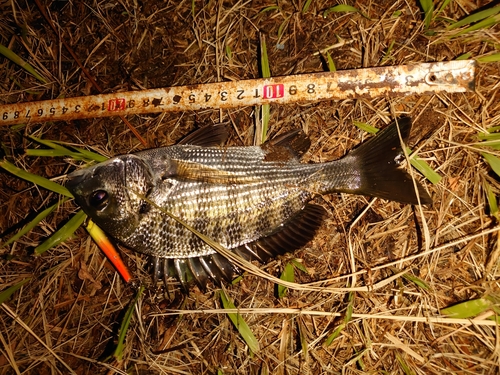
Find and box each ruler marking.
[0,61,476,126]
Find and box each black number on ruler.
[37,109,43,116]
[189,94,195,103]
[307,84,315,94]
[237,89,244,99]
[220,91,228,101]
[205,93,211,102]
[2,112,7,120]
[289,85,297,95]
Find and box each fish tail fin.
[322,117,432,205]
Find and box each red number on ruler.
[108,98,126,111]
[262,84,284,99]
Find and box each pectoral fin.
[168,159,261,184]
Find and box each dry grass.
[1,0,500,374]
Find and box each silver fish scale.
[124,145,326,258]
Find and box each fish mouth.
[65,169,89,195]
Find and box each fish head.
[66,155,156,239]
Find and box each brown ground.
[1,0,500,374]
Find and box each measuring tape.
[0,60,475,126]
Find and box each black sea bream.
[66,118,431,289]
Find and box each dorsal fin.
[262,129,311,162]
[178,123,229,147]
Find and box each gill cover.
[66,155,156,238]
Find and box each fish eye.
[89,190,109,210]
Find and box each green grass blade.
[402,272,430,290]
[453,14,500,37]
[259,6,280,14]
[261,107,270,144]
[0,159,73,197]
[278,262,295,298]
[448,6,500,30]
[456,52,472,60]
[356,349,366,370]
[396,352,416,375]
[25,148,104,162]
[34,210,87,255]
[381,40,395,64]
[26,149,78,158]
[28,137,71,152]
[220,290,260,353]
[345,291,354,322]
[4,200,65,246]
[325,51,336,72]
[225,45,232,60]
[302,0,313,14]
[297,318,308,359]
[324,322,346,347]
[324,291,354,346]
[477,53,500,63]
[290,259,309,274]
[231,275,243,285]
[353,121,378,134]
[441,297,496,319]
[477,129,500,149]
[0,278,31,304]
[259,34,270,144]
[482,153,500,177]
[480,125,500,135]
[28,136,108,162]
[114,285,144,361]
[479,144,500,150]
[408,152,442,184]
[72,149,107,162]
[0,43,48,84]
[323,5,359,18]
[277,17,290,43]
[390,267,430,290]
[484,180,499,221]
[260,35,270,79]
[419,0,434,29]
[437,0,453,14]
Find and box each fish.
[66,117,432,290]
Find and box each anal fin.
[234,203,326,263]
[148,204,325,291]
